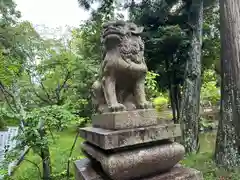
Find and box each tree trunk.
[174,84,181,120]
[214,0,240,167]
[170,85,177,123]
[41,147,52,180]
[165,58,177,123]
[38,121,52,180]
[180,0,203,153]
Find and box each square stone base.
[79,124,181,150]
[74,158,204,180]
[92,109,159,130]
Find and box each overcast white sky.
[14,0,93,38]
[14,0,129,39]
[15,0,90,27]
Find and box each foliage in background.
[145,71,169,112]
[16,105,75,149]
[199,117,216,132]
[145,71,160,99]
[200,69,220,107]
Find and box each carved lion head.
[101,21,144,51]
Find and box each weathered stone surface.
[143,166,204,180]
[74,158,203,180]
[92,21,152,113]
[92,109,163,130]
[74,158,104,180]
[81,141,185,180]
[80,124,181,150]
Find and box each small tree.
[15,105,76,180]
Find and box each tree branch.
[32,89,52,104]
[24,159,42,179]
[40,81,53,103]
[0,82,18,112]
[59,71,71,91]
[66,131,80,179]
[55,71,71,104]
[0,82,14,98]
[26,71,53,105]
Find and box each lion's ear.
[132,26,144,35]
[138,26,144,33]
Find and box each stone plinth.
[74,158,204,180]
[79,124,181,150]
[92,109,159,130]
[74,109,204,180]
[81,141,185,180]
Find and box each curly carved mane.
[101,21,145,64]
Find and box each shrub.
[153,95,169,112]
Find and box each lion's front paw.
[137,101,153,109]
[109,103,126,112]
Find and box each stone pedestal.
[75,159,203,180]
[74,109,203,180]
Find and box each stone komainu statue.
[92,20,152,113]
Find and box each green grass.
[182,132,240,180]
[10,128,240,180]
[182,152,240,180]
[12,127,84,180]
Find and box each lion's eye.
[133,43,139,48]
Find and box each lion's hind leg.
[92,81,108,113]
